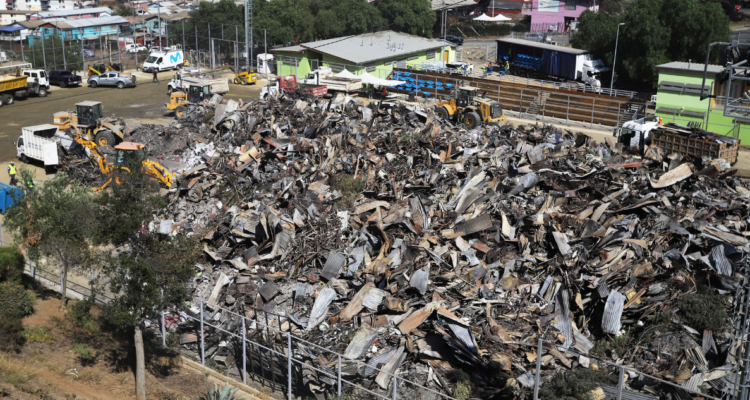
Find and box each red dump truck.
[259,75,327,100]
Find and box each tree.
[27,34,83,74]
[4,172,98,310]
[97,163,192,400]
[103,235,197,400]
[571,0,729,87]
[374,0,435,38]
[312,0,385,40]
[112,4,137,16]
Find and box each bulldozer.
[233,68,257,85]
[88,63,107,76]
[53,101,129,147]
[434,86,505,129]
[71,135,175,191]
[166,83,211,119]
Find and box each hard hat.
[10,161,14,165]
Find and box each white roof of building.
[429,0,478,10]
[656,62,724,74]
[46,15,129,29]
[300,30,452,65]
[34,6,112,18]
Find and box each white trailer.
[15,124,60,166]
[167,70,229,94]
[301,67,362,93]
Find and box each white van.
[141,48,184,72]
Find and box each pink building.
[522,0,599,32]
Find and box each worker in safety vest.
[7,162,17,186]
[24,173,34,195]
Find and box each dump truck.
[301,67,361,93]
[14,124,61,167]
[260,75,327,100]
[434,86,505,129]
[496,38,613,88]
[613,115,661,150]
[0,73,48,107]
[53,101,129,147]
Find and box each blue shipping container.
[0,182,24,215]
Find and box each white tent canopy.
[335,68,405,87]
[473,13,511,22]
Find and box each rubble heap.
[77,91,750,399]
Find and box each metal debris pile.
[128,91,750,400]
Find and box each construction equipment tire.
[38,88,48,97]
[2,94,13,105]
[241,78,248,85]
[234,77,240,84]
[113,170,128,185]
[175,105,186,119]
[147,180,160,192]
[0,100,4,108]
[463,111,481,129]
[95,130,116,147]
[435,106,450,120]
[90,81,98,88]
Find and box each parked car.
[439,35,464,45]
[523,33,552,43]
[49,70,82,88]
[125,44,147,53]
[87,72,136,89]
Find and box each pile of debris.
[75,90,750,399]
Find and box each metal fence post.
[287,332,292,400]
[617,366,624,400]
[566,95,570,125]
[337,355,342,396]
[242,317,247,384]
[161,310,166,347]
[392,376,398,400]
[591,98,596,128]
[200,299,205,365]
[533,339,542,400]
[519,89,524,114]
[0,222,4,246]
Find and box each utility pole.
[245,0,251,70]
[157,0,161,48]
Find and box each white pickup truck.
[167,69,229,95]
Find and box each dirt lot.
[0,70,266,186]
[0,291,265,399]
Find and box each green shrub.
[538,368,618,400]
[0,247,25,284]
[69,300,93,326]
[0,282,36,319]
[512,22,529,32]
[72,344,94,365]
[0,317,25,352]
[23,326,55,344]
[677,292,728,333]
[447,369,474,400]
[330,174,365,209]
[199,381,244,400]
[590,332,630,357]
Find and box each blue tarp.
[541,50,576,80]
[0,24,25,32]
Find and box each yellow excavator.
[166,84,212,119]
[54,101,129,147]
[72,135,176,191]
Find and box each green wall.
[655,69,750,142]
[274,50,317,78]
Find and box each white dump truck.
[167,69,229,95]
[14,124,63,167]
[301,67,362,93]
[613,115,661,149]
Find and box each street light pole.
[610,23,624,95]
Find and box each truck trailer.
[496,38,613,89]
[15,124,62,167]
[301,67,362,93]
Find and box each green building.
[271,30,457,80]
[655,62,750,141]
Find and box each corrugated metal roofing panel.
[600,385,659,400]
[409,265,430,294]
[601,290,626,334]
[447,321,477,355]
[362,288,386,311]
[347,246,366,277]
[321,251,346,281]
[307,287,336,330]
[364,348,397,377]
[555,289,573,349]
[343,325,378,360]
[709,244,733,276]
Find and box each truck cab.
[581,54,612,89]
[614,115,661,149]
[21,68,50,90]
